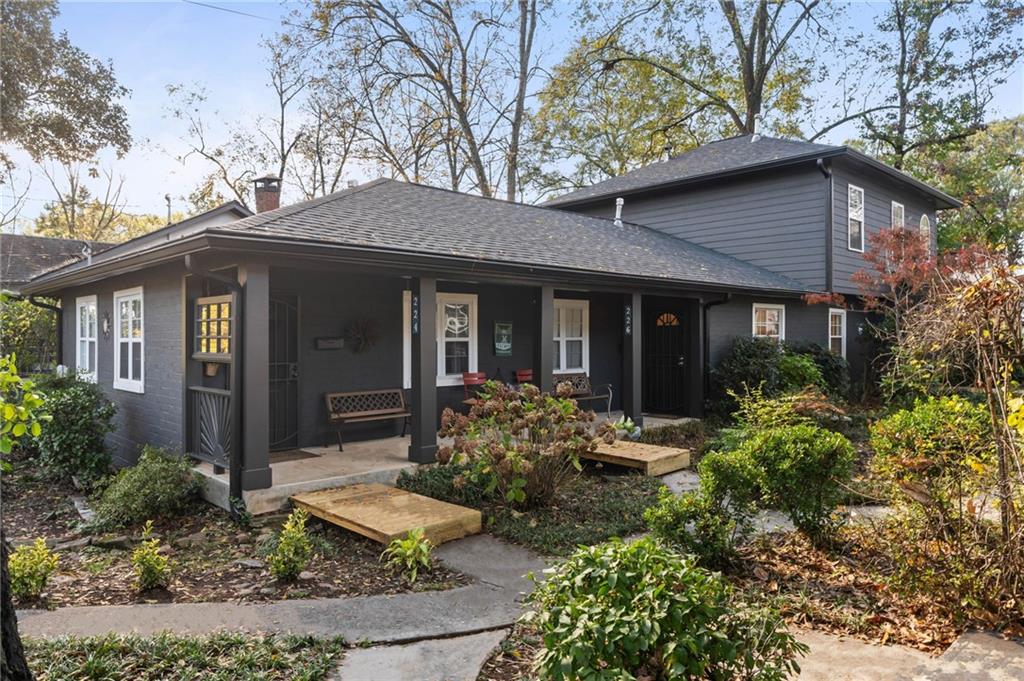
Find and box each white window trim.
[112,286,144,393]
[920,213,931,240]
[553,298,590,375]
[848,184,865,252]
[402,290,412,390]
[752,303,786,341]
[829,308,847,358]
[891,201,904,230]
[75,295,97,383]
[436,292,478,387]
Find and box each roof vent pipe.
[81,242,92,266]
[751,114,763,143]
[613,197,624,227]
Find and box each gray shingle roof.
[1,234,112,292]
[546,135,839,206]
[214,178,807,293]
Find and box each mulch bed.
[4,456,469,610]
[730,528,959,654]
[477,624,538,681]
[2,452,81,541]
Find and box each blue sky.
[7,0,1023,223]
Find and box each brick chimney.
[253,175,281,213]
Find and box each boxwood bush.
[525,537,805,680]
[34,376,115,486]
[92,445,201,529]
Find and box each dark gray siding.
[573,166,828,290]
[61,263,185,466]
[707,294,829,366]
[831,159,938,295]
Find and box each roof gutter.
[817,158,835,292]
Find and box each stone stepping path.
[333,629,508,681]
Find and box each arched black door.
[642,301,688,414]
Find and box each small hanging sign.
[411,294,420,335]
[494,321,513,356]
[624,303,633,336]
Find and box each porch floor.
[291,483,482,546]
[195,435,418,515]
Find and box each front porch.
[196,436,417,514]
[184,258,709,505]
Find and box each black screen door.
[269,293,299,450]
[643,302,688,414]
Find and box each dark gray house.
[19,135,959,511]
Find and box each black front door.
[269,293,299,450]
[643,300,689,414]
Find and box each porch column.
[622,292,643,426]
[239,262,273,490]
[537,284,554,393]
[687,299,705,418]
[409,277,438,463]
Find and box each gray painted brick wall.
[61,263,185,466]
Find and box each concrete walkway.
[18,535,544,645]
[335,629,508,681]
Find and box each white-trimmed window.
[113,286,144,393]
[848,184,865,251]
[75,295,97,382]
[891,201,904,230]
[920,214,931,241]
[752,303,785,341]
[436,293,477,386]
[553,299,589,374]
[829,308,847,358]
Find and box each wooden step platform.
[584,440,690,476]
[290,483,482,546]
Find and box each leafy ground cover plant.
[437,381,595,508]
[269,508,312,582]
[525,537,806,680]
[92,445,201,529]
[33,374,115,487]
[0,354,49,462]
[380,528,433,583]
[24,632,346,681]
[9,537,59,600]
[131,520,170,591]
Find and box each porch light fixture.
[102,311,111,338]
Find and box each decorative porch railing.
[189,386,232,469]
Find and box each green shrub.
[778,353,823,392]
[92,446,201,529]
[9,538,59,600]
[645,487,753,569]
[786,340,850,399]
[710,337,786,410]
[870,396,995,519]
[34,376,115,486]
[131,520,170,591]
[437,381,592,508]
[270,508,312,582]
[741,425,855,543]
[380,528,433,583]
[525,537,805,680]
[395,463,488,508]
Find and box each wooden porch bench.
[324,389,411,451]
[556,373,612,419]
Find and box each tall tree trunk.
[1,528,33,681]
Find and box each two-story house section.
[547,134,961,376]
